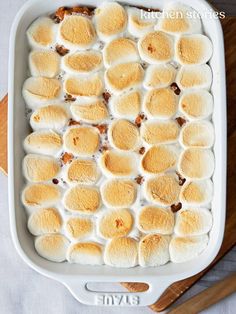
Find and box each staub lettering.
[96,294,140,306]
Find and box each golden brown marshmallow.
[141,145,177,174]
[64,126,100,156]
[138,206,174,234]
[64,185,101,214]
[109,119,139,151]
[67,159,100,184]
[145,174,181,206]
[99,209,133,239]
[101,180,137,208]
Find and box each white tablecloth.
[0,1,235,313]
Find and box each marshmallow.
[101,179,137,208]
[104,237,138,267]
[29,50,60,77]
[67,242,103,265]
[22,77,62,108]
[35,234,69,262]
[169,235,208,263]
[139,234,170,266]
[28,207,62,236]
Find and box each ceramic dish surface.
[8,0,226,306]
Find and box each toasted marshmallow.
[58,15,96,50]
[65,217,93,240]
[100,150,137,177]
[94,2,127,42]
[141,120,179,145]
[103,38,139,67]
[27,17,57,49]
[139,234,170,267]
[66,159,100,185]
[63,185,101,214]
[62,51,103,74]
[180,121,214,148]
[104,237,138,267]
[144,88,177,119]
[22,77,61,108]
[179,94,213,120]
[169,235,208,263]
[23,154,60,183]
[67,242,103,265]
[29,50,60,78]
[138,31,174,64]
[101,179,137,208]
[179,89,213,120]
[176,34,212,65]
[127,7,156,38]
[178,148,214,180]
[111,89,142,118]
[141,145,178,174]
[138,206,174,234]
[70,100,108,123]
[108,119,139,151]
[157,3,202,35]
[144,64,177,89]
[28,207,62,236]
[175,208,212,236]
[105,62,144,94]
[145,174,181,206]
[64,73,104,97]
[24,130,63,155]
[180,180,213,206]
[30,105,69,131]
[98,209,133,239]
[64,126,99,156]
[22,183,60,209]
[35,234,69,262]
[176,65,212,90]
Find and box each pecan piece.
[175,117,187,127]
[68,119,80,126]
[170,82,181,95]
[54,7,68,22]
[61,152,74,164]
[171,202,182,213]
[135,175,144,185]
[54,6,93,22]
[55,45,70,56]
[176,171,186,186]
[102,91,111,103]
[99,144,109,153]
[64,94,76,102]
[135,113,147,128]
[93,124,108,134]
[139,147,146,155]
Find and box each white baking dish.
[8,0,226,306]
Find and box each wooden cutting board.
[0,16,235,313]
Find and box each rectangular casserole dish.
[8,0,226,306]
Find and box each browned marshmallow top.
[23,2,213,267]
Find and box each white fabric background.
[0,1,235,313]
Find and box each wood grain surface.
[168,273,236,314]
[0,16,235,313]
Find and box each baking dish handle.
[63,279,171,306]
